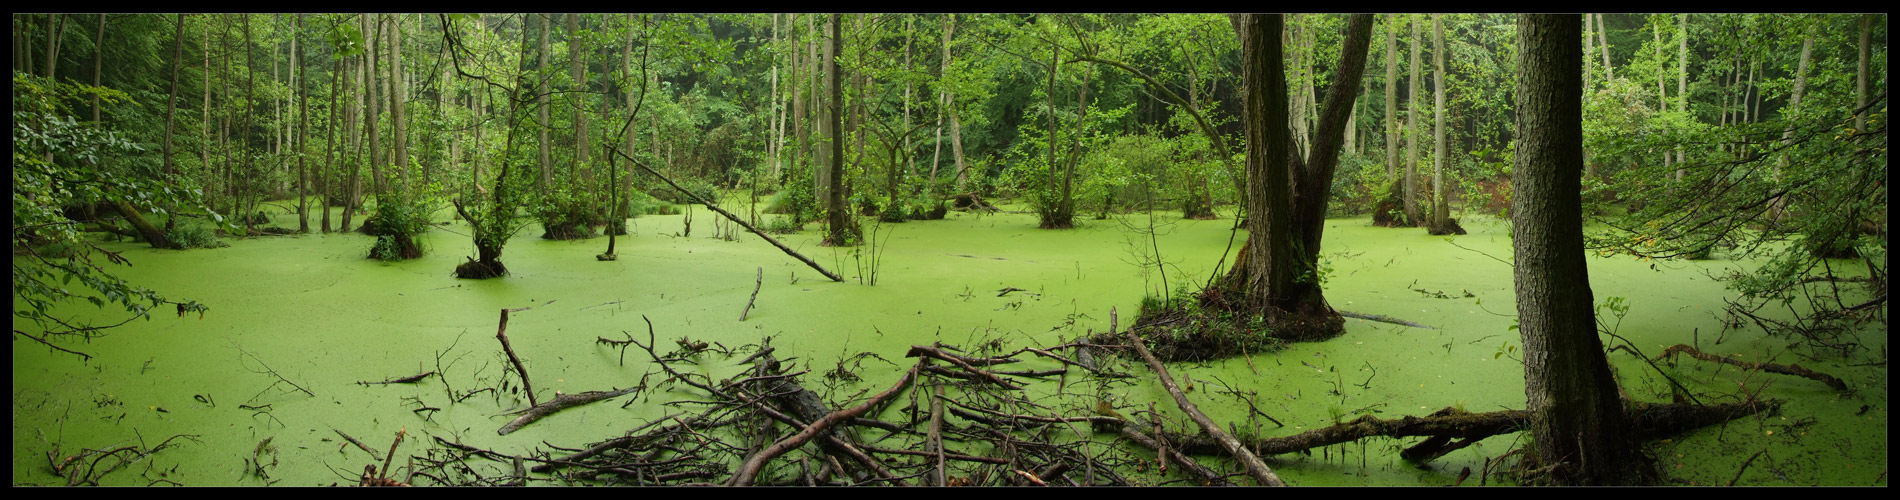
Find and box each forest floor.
[10,197,1888,486]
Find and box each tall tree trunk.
[569,13,588,188]
[1430,14,1449,228]
[1856,14,1871,131]
[324,50,340,234]
[1044,41,1060,226]
[202,16,212,195]
[1055,54,1093,229]
[163,14,184,233]
[1772,29,1814,221]
[1233,13,1298,316]
[1405,15,1422,224]
[45,13,64,80]
[363,14,383,204]
[296,14,309,233]
[243,15,258,231]
[343,52,360,232]
[1385,18,1398,179]
[539,14,552,189]
[1583,12,1595,89]
[1595,13,1613,82]
[389,14,409,200]
[824,14,853,246]
[1674,14,1687,182]
[92,14,104,124]
[1512,14,1641,485]
[1223,14,1370,340]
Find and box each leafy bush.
[165,221,228,249]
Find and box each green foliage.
[13,71,215,360]
[164,221,228,249]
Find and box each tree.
[1425,14,1463,235]
[1511,14,1645,485]
[1404,14,1422,224]
[1210,14,1371,341]
[822,13,857,246]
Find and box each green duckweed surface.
[12,203,1887,486]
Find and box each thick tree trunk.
[1512,14,1643,485]
[1221,14,1370,341]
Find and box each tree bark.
[390,14,409,199]
[569,13,588,189]
[1857,14,1871,131]
[1385,18,1398,179]
[538,14,552,190]
[363,14,383,203]
[91,14,104,124]
[1430,15,1449,228]
[824,14,854,247]
[1512,14,1642,485]
[1405,15,1422,224]
[296,14,309,233]
[163,14,184,233]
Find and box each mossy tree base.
[1426,217,1467,235]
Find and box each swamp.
[12,13,1888,486]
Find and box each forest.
[11,13,1887,486]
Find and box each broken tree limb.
[729,361,920,486]
[610,147,845,282]
[1118,307,1285,486]
[497,386,642,435]
[741,266,763,321]
[1339,310,1437,329]
[1653,344,1849,391]
[493,308,538,408]
[334,429,379,458]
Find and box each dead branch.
[1654,344,1849,391]
[1120,307,1285,486]
[497,386,642,435]
[729,361,921,485]
[612,147,845,282]
[493,307,538,407]
[741,266,763,321]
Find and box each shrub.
[165,221,228,249]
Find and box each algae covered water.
[11,206,1887,486]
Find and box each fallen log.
[497,386,642,435]
[1653,344,1849,391]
